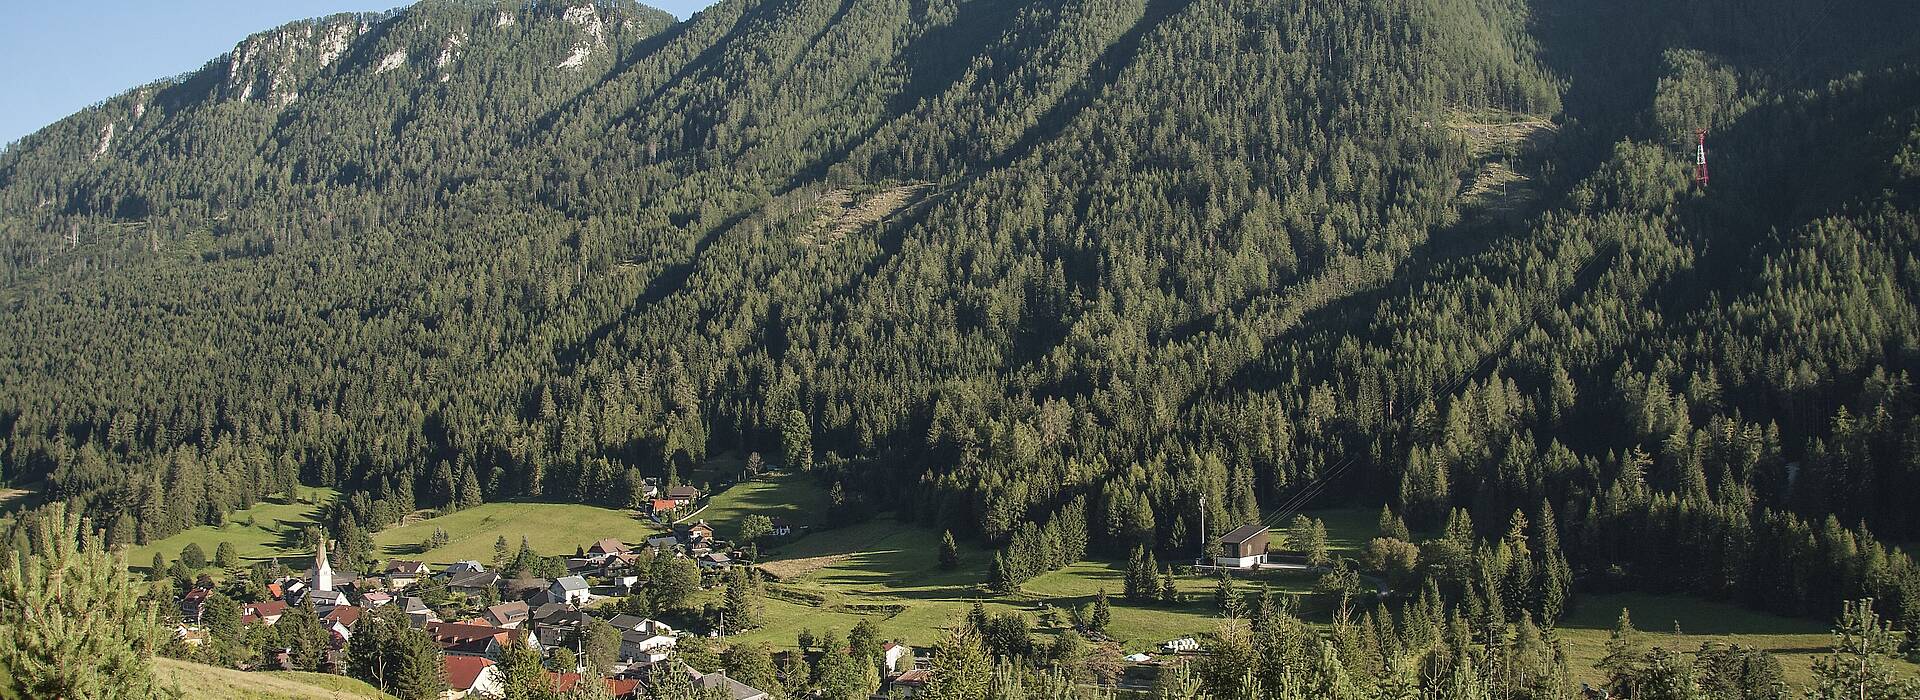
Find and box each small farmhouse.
[1215,524,1270,568]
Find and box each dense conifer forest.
[3,0,1920,695]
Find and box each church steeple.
[310,537,334,593]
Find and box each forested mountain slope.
[3,0,1920,636]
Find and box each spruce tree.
[456,465,485,510]
[497,639,551,700]
[939,530,960,570]
[988,551,1014,592]
[389,627,448,700]
[1214,570,1241,618]
[921,626,989,700]
[1125,546,1150,601]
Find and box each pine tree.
[1600,608,1648,696]
[724,567,765,632]
[347,607,398,691]
[457,464,485,510]
[1805,599,1920,700]
[1377,505,1411,541]
[1214,570,1241,618]
[213,541,238,570]
[0,503,170,699]
[430,460,456,508]
[1636,647,1701,700]
[921,626,990,700]
[1160,566,1180,605]
[389,627,448,700]
[781,409,813,472]
[181,542,208,570]
[1126,546,1151,601]
[1533,499,1572,624]
[722,643,782,699]
[939,530,960,570]
[967,602,989,633]
[1091,589,1112,632]
[988,551,1014,592]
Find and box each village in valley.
[145,463,1365,700]
[138,452,1892,700]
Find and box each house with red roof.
[549,672,640,698]
[443,655,502,699]
[321,606,364,644]
[240,600,289,626]
[425,621,518,659]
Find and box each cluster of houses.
[646,484,704,519]
[173,526,777,700]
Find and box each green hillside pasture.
[735,519,1318,653]
[692,472,832,539]
[1257,507,1383,557]
[127,488,337,574]
[371,501,662,565]
[1557,592,1920,689]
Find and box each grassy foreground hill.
[154,657,395,699]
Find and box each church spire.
[311,536,334,593]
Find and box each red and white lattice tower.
[1694,128,1709,186]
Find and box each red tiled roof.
[444,655,496,690]
[323,606,364,626]
[651,499,677,511]
[549,672,639,696]
[241,601,289,624]
[893,669,932,685]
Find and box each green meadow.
[371,501,664,564]
[128,487,337,573]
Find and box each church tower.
[310,537,334,593]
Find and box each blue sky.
[0,1,716,148]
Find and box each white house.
[620,629,677,662]
[550,576,591,605]
[882,642,911,673]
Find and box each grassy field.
[733,517,1325,653]
[371,501,664,565]
[732,517,1004,649]
[1556,592,1920,689]
[693,472,832,537]
[0,480,46,515]
[155,657,394,699]
[127,487,338,574]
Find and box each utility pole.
[1198,494,1206,566]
